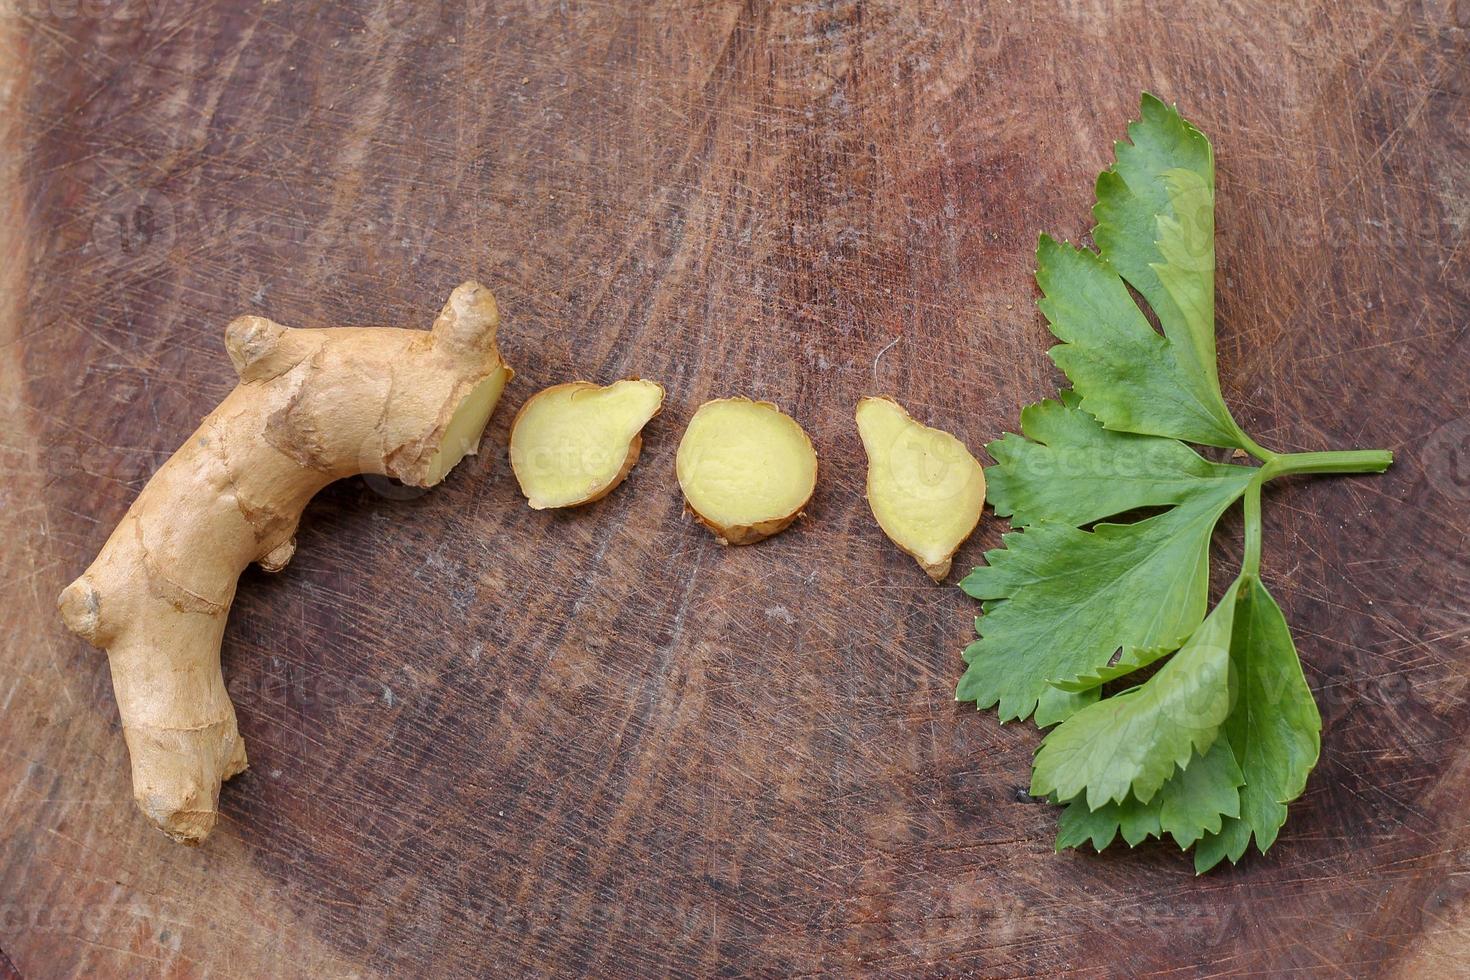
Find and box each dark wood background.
[2,1,1467,976]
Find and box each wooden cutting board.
[3,2,1467,976]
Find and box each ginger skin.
[57,283,512,844]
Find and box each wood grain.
[2,1,1467,976]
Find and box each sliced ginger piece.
[510,379,666,509]
[676,398,818,545]
[856,396,985,580]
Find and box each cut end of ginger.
[510,379,665,509]
[424,369,514,486]
[676,397,818,545]
[856,396,985,580]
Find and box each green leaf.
[1048,643,1172,693]
[1030,579,1241,808]
[1096,95,1216,370]
[1039,236,1239,450]
[961,93,1390,872]
[1056,791,1160,852]
[1193,816,1251,873]
[959,493,1235,723]
[1045,573,1321,871]
[963,394,1252,723]
[1033,684,1099,728]
[1194,576,1321,871]
[1039,93,1246,449]
[1157,739,1244,848]
[1056,739,1243,853]
[986,391,1256,529]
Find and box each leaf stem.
[1237,431,1279,464]
[1260,449,1394,480]
[1241,479,1263,579]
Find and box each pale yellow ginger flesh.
[856,396,985,580]
[509,379,666,509]
[425,372,513,485]
[676,398,818,545]
[56,283,513,844]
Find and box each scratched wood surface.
[2,1,1467,976]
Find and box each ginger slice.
[509,379,666,509]
[676,397,818,545]
[856,396,985,580]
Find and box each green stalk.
[1241,478,1263,579]
[1236,447,1390,577]
[1261,449,1394,481]
[1236,431,1278,465]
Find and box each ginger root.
[509,379,665,509]
[57,283,513,844]
[856,396,985,580]
[676,397,817,545]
